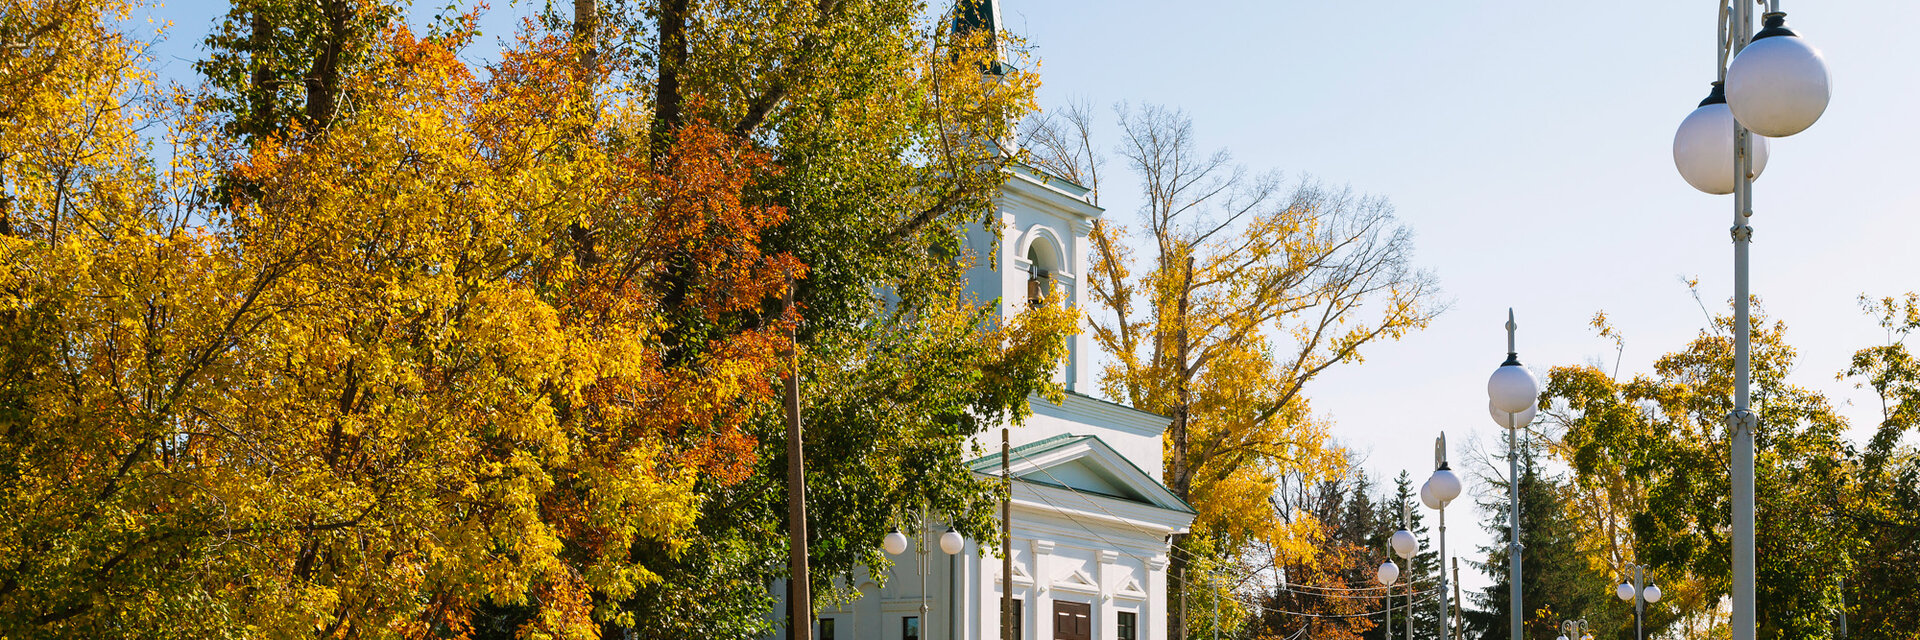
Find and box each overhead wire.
[1003,447,1451,616]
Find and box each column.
[1146,555,1168,640]
[1031,539,1054,639]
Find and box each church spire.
[952,0,1006,75]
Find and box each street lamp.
[1487,309,1539,640]
[1557,619,1593,640]
[1422,434,1463,640]
[886,510,966,640]
[1377,551,1401,640]
[1671,3,1829,640]
[1615,563,1663,640]
[1391,517,1418,640]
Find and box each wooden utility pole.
[1001,427,1013,640]
[785,284,811,640]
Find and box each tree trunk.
[568,0,600,269]
[652,0,690,154]
[246,6,272,138]
[1169,256,1195,640]
[303,0,349,130]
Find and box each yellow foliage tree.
[0,6,798,637]
[1024,102,1440,635]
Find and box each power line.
[1004,448,1447,615]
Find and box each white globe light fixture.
[1429,466,1462,506]
[939,528,965,555]
[1489,401,1537,430]
[1725,12,1831,137]
[1420,480,1439,510]
[1644,582,1663,604]
[1616,580,1635,602]
[1674,85,1771,195]
[883,530,909,556]
[1391,529,1418,559]
[1376,560,1400,586]
[1488,363,1539,415]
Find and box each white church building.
[770,2,1193,638]
[786,165,1195,639]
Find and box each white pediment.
[971,434,1193,516]
[1053,568,1099,594]
[1115,578,1147,601]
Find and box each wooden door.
[1052,600,1091,640]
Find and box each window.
[818,618,836,640]
[1026,269,1052,307]
[1003,599,1024,640]
[902,616,920,640]
[1117,611,1138,640]
[1025,243,1057,308]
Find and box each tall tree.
[1,1,1070,635]
[1839,294,1920,638]
[584,2,1067,637]
[1024,101,1441,638]
[1532,303,1854,639]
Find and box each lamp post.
[1615,564,1664,640]
[1556,619,1593,640]
[1376,548,1401,640]
[1391,515,1418,640]
[1422,435,1463,640]
[885,509,967,640]
[1487,309,1541,640]
[1670,3,1828,639]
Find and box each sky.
[993,0,1920,595]
[137,0,1919,608]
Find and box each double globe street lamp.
[1487,310,1541,640]
[884,513,967,640]
[1615,563,1664,640]
[1421,435,1463,640]
[1669,3,1829,639]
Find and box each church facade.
[782,163,1194,640]
[767,2,1192,637]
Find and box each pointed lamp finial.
[1435,432,1447,469]
[1502,308,1522,366]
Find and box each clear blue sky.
[1004,0,1916,437]
[138,0,1919,602]
[998,0,1920,597]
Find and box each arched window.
[1025,239,1059,307]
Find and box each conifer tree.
[1463,434,1613,640]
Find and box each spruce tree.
[1463,434,1613,640]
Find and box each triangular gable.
[1019,458,1145,503]
[1115,578,1147,601]
[1053,568,1098,594]
[968,434,1194,515]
